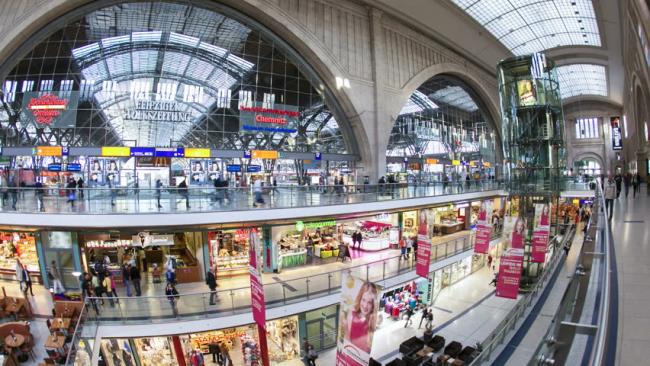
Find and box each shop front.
[338,213,400,251]
[208,229,259,277]
[378,278,431,323]
[272,220,337,271]
[430,204,466,235]
[81,231,203,283]
[401,210,419,238]
[99,316,300,366]
[0,232,40,281]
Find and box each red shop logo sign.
[27,94,68,125]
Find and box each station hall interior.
[0,0,646,365]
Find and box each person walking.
[424,308,434,330]
[489,272,498,286]
[412,238,418,261]
[48,260,65,294]
[400,237,408,260]
[155,179,163,209]
[206,266,218,305]
[0,173,8,207]
[624,173,631,198]
[77,177,84,199]
[403,306,414,327]
[632,173,639,197]
[108,178,116,206]
[178,179,190,209]
[604,176,617,220]
[563,243,570,256]
[81,272,100,314]
[405,236,413,260]
[614,172,623,198]
[122,262,132,297]
[166,282,180,318]
[102,273,115,307]
[35,179,44,211]
[418,307,429,329]
[190,349,205,366]
[91,271,105,305]
[635,172,642,195]
[19,261,33,296]
[306,345,318,366]
[130,264,142,296]
[8,176,18,210]
[252,177,264,207]
[487,254,493,270]
[66,178,77,207]
[302,338,313,366]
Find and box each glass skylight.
[429,86,478,112]
[556,64,607,99]
[451,0,601,55]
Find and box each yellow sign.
[101,146,131,157]
[483,162,492,167]
[185,148,210,158]
[252,150,278,159]
[469,161,476,167]
[425,158,438,164]
[36,146,62,156]
[451,160,460,166]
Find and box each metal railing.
[527,182,612,365]
[81,234,474,324]
[469,227,576,365]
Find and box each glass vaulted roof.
[451,0,601,55]
[556,64,607,99]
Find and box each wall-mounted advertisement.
[189,160,205,185]
[511,216,526,250]
[239,102,299,134]
[105,159,120,185]
[610,116,623,151]
[517,79,537,106]
[21,91,79,128]
[336,273,379,366]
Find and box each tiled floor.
[613,185,650,366]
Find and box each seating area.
[40,300,83,365]
[378,334,479,366]
[0,322,35,364]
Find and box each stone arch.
[386,62,503,162]
[573,152,604,168]
[0,0,372,162]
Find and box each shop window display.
[0,232,39,273]
[379,280,427,323]
[401,211,419,238]
[133,337,178,366]
[100,339,137,366]
[209,229,255,277]
[431,206,465,235]
[339,220,398,251]
[273,222,339,266]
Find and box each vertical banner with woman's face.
[336,273,379,366]
[496,247,524,299]
[511,216,526,249]
[416,209,432,278]
[531,204,551,263]
[474,200,493,254]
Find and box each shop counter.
[434,222,464,235]
[313,245,339,258]
[279,250,307,270]
[175,265,201,283]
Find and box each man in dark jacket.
[129,264,142,296]
[122,262,132,297]
[206,266,218,305]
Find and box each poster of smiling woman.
[336,273,380,366]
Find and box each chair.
[20,334,36,360]
[427,335,445,352]
[399,336,424,356]
[458,346,476,363]
[43,357,56,364]
[444,341,462,358]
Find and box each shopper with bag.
[206,266,218,305]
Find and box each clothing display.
[134,337,177,366]
[266,317,300,363]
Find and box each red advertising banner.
[531,228,549,263]
[496,248,524,299]
[511,217,526,249]
[416,210,431,278]
[248,231,270,366]
[474,224,492,254]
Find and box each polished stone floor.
[613,185,650,366]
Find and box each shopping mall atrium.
[0,0,646,365]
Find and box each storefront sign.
[124,99,192,122]
[101,146,131,157]
[495,248,524,299]
[425,158,439,165]
[132,233,174,247]
[610,116,623,150]
[36,146,63,157]
[296,220,337,231]
[251,150,278,159]
[336,273,379,366]
[451,160,460,166]
[185,148,210,158]
[22,91,79,128]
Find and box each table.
[5,300,24,317]
[50,318,71,335]
[44,334,66,354]
[4,334,24,349]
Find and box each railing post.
[366,265,369,282]
[230,290,235,314]
[328,273,332,294]
[306,279,310,300]
[382,260,386,280]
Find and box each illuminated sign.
[67,163,82,172]
[611,116,623,151]
[251,150,278,159]
[240,103,299,134]
[255,115,287,125]
[27,94,67,125]
[451,160,461,166]
[295,220,337,231]
[315,152,322,161]
[242,125,297,133]
[155,147,184,157]
[226,164,242,172]
[239,106,300,117]
[425,158,439,164]
[37,146,63,156]
[101,146,131,157]
[483,162,492,167]
[124,100,192,122]
[130,147,155,157]
[247,165,262,173]
[185,148,210,158]
[48,163,62,172]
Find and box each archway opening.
[573,158,601,176]
[386,74,499,183]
